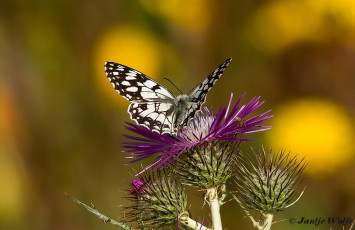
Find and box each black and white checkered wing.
[104,62,176,134]
[183,58,232,125]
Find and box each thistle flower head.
[177,108,215,143]
[178,92,272,144]
[123,93,273,172]
[127,170,188,229]
[233,148,307,213]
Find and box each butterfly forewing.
[189,58,232,104]
[105,62,176,133]
[105,62,175,102]
[181,58,232,126]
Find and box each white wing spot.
[126,87,139,92]
[127,71,138,77]
[116,66,124,71]
[125,76,136,80]
[156,88,173,98]
[141,91,157,99]
[121,81,130,86]
[145,81,157,88]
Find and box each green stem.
[65,193,135,230]
[232,194,259,227]
[232,194,276,229]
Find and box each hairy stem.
[232,194,260,228]
[65,193,134,230]
[180,217,210,230]
[207,187,222,230]
[263,214,274,230]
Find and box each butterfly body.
[172,94,194,129]
[105,58,232,134]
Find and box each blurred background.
[0,0,354,229]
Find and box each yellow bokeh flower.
[249,0,324,53]
[248,0,355,53]
[308,0,355,30]
[139,0,210,33]
[264,98,354,177]
[93,25,162,107]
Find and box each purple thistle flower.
[123,93,273,172]
[131,179,145,195]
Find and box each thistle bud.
[173,140,239,189]
[131,179,144,195]
[127,170,188,229]
[233,149,306,213]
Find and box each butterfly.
[104,58,232,134]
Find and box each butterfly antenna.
[163,78,184,94]
[188,81,202,94]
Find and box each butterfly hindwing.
[128,102,173,134]
[181,58,232,126]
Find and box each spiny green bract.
[233,148,306,213]
[173,141,239,189]
[127,170,187,229]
